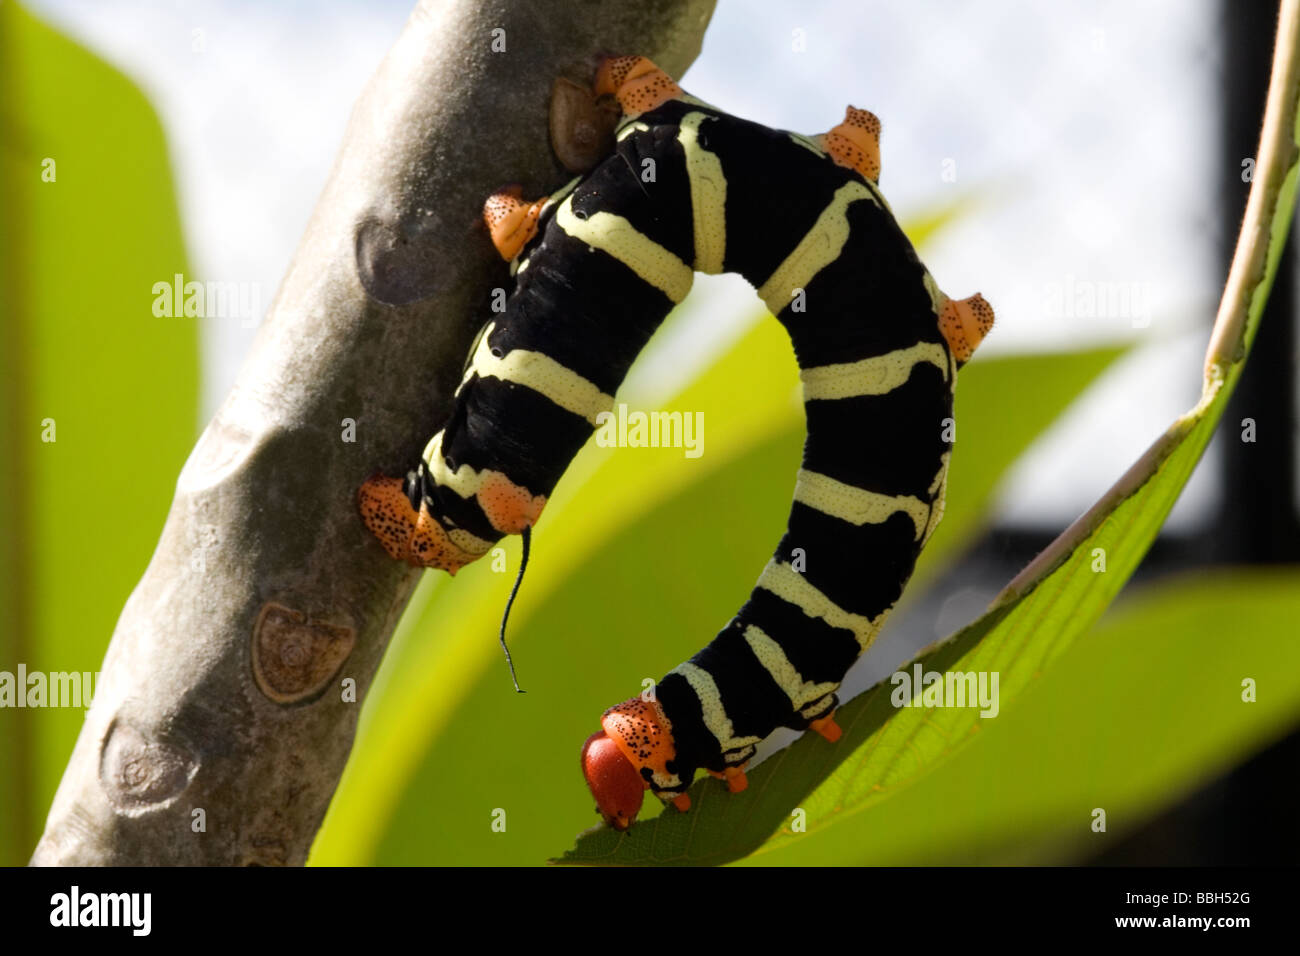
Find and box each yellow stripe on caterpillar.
[615,120,650,142]
[555,195,695,303]
[542,174,584,212]
[793,469,930,540]
[458,322,614,425]
[800,697,836,720]
[447,526,494,555]
[742,625,840,710]
[800,341,950,400]
[788,131,827,158]
[666,662,763,755]
[921,451,952,546]
[422,432,471,496]
[675,93,720,111]
[676,111,727,274]
[756,180,880,314]
[756,559,883,651]
[420,433,546,535]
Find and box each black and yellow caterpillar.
[360,56,994,829]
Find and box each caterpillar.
[359,55,994,830]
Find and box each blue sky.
[31,0,1227,528]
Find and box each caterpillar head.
[581,731,646,830]
[582,695,687,829]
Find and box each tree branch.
[31,0,716,866]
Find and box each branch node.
[251,602,356,705]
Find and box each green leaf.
[910,345,1122,591]
[739,569,1300,865]
[562,557,1297,867]
[558,13,1300,865]
[0,3,199,864]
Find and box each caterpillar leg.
[357,474,482,573]
[809,711,843,743]
[594,55,682,115]
[483,186,546,261]
[707,764,750,793]
[819,106,882,183]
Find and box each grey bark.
[31,0,715,866]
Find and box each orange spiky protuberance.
[823,105,882,183]
[483,185,546,261]
[357,474,484,573]
[938,292,996,364]
[594,55,683,115]
[582,695,686,829]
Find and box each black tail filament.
[498,525,530,693]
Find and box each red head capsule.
[581,731,647,830]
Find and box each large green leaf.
[739,569,1300,865]
[0,3,199,864]
[310,320,1124,863]
[559,10,1300,865]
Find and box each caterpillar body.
[359,56,994,830]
